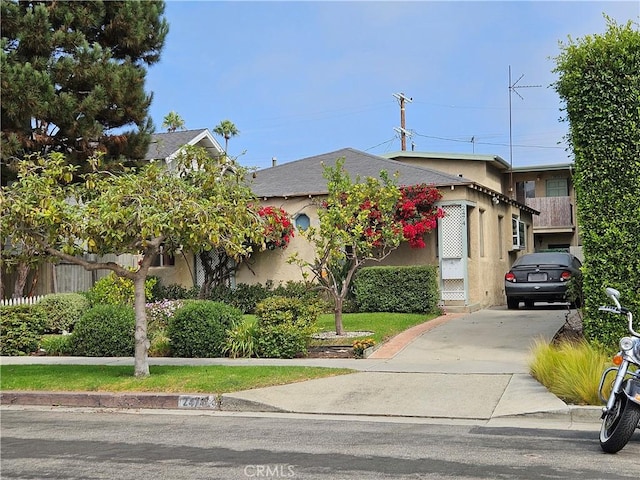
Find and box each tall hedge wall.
[553,18,640,347]
[353,265,439,313]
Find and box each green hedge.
[254,296,320,358]
[353,265,440,313]
[167,300,242,358]
[553,19,640,347]
[0,304,47,356]
[69,304,135,357]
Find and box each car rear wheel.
[524,300,534,309]
[507,297,519,309]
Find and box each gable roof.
[144,129,223,162]
[250,148,472,198]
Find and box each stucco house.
[234,148,538,312]
[511,163,581,258]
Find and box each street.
[1,408,638,480]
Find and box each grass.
[529,338,611,405]
[312,311,437,346]
[0,364,354,394]
[1,311,439,394]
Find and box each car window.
[513,253,571,267]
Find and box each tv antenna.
[508,65,541,197]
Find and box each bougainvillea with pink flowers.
[395,184,445,248]
[258,206,294,249]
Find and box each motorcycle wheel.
[599,392,640,454]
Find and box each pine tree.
[0,1,169,180]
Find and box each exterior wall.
[235,186,534,310]
[236,197,318,286]
[393,157,504,192]
[151,253,195,289]
[437,186,534,310]
[510,167,580,251]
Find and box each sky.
[145,1,639,171]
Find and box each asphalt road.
[1,408,638,480]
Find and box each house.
[383,151,581,257]
[234,148,538,312]
[1,129,225,298]
[510,163,581,259]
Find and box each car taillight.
[505,272,516,283]
[560,271,571,282]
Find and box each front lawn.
[0,364,354,394]
[312,311,438,346]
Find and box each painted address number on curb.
[178,395,218,409]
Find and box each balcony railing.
[525,196,574,229]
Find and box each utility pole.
[393,92,412,151]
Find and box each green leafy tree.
[0,0,169,174]
[553,17,640,347]
[290,158,404,335]
[162,111,185,132]
[0,146,264,376]
[213,119,239,154]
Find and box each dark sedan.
[505,252,582,309]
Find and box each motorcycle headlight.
[620,337,635,351]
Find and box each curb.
[0,390,602,424]
[0,391,287,413]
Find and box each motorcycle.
[598,287,640,453]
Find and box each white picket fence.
[0,295,45,307]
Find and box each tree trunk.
[334,296,344,335]
[12,262,30,298]
[133,271,150,377]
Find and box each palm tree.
[162,111,185,132]
[213,119,239,153]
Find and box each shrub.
[206,283,272,313]
[39,334,73,356]
[146,299,183,331]
[224,317,259,358]
[69,304,135,357]
[167,300,242,358]
[151,282,198,301]
[86,272,156,306]
[254,296,320,358]
[37,293,90,333]
[354,265,439,313]
[0,304,47,356]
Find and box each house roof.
[250,148,473,198]
[144,129,223,161]
[511,163,574,173]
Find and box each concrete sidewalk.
[1,306,602,428]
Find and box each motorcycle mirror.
[605,287,620,301]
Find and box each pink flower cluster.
[258,206,294,249]
[396,184,445,249]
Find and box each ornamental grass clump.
[529,338,609,405]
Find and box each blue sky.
[145,1,639,170]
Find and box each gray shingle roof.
[250,148,472,198]
[144,129,210,161]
